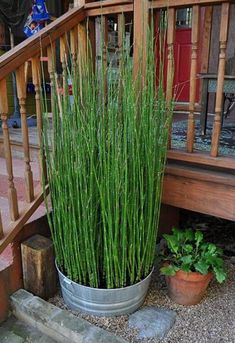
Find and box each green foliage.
[160,228,227,283]
[42,22,172,289]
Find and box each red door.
[156,8,200,103]
[174,28,192,102]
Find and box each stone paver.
[0,329,24,343]
[10,289,128,343]
[1,316,58,343]
[128,306,176,340]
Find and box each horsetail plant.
[42,20,173,289]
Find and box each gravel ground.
[49,213,235,343]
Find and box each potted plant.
[43,24,172,316]
[160,228,227,305]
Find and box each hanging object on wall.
[24,0,50,37]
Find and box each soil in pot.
[166,270,213,305]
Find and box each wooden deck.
[1,118,234,222]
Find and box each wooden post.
[211,3,230,157]
[0,79,19,221]
[133,0,149,79]
[16,64,34,203]
[166,8,176,148]
[31,56,47,185]
[187,5,200,153]
[21,234,57,299]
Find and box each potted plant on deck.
[42,24,172,316]
[160,228,227,305]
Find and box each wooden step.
[0,157,47,254]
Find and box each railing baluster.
[0,210,3,239]
[187,5,200,153]
[118,13,125,51]
[88,19,96,72]
[133,0,148,78]
[60,34,68,91]
[16,64,34,203]
[47,42,56,116]
[211,2,230,157]
[0,79,19,221]
[31,56,47,184]
[101,15,108,65]
[166,8,176,148]
[70,27,78,68]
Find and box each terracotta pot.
[165,270,213,305]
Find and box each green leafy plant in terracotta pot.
[160,228,227,305]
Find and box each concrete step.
[10,289,128,343]
[0,316,58,343]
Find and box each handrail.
[150,0,231,8]
[0,7,85,81]
[84,0,133,9]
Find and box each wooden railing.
[0,6,86,253]
[0,0,235,253]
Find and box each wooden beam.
[0,7,85,81]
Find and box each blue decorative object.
[24,1,50,38]
[32,0,50,22]
[24,19,43,37]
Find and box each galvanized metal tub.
[57,265,153,317]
